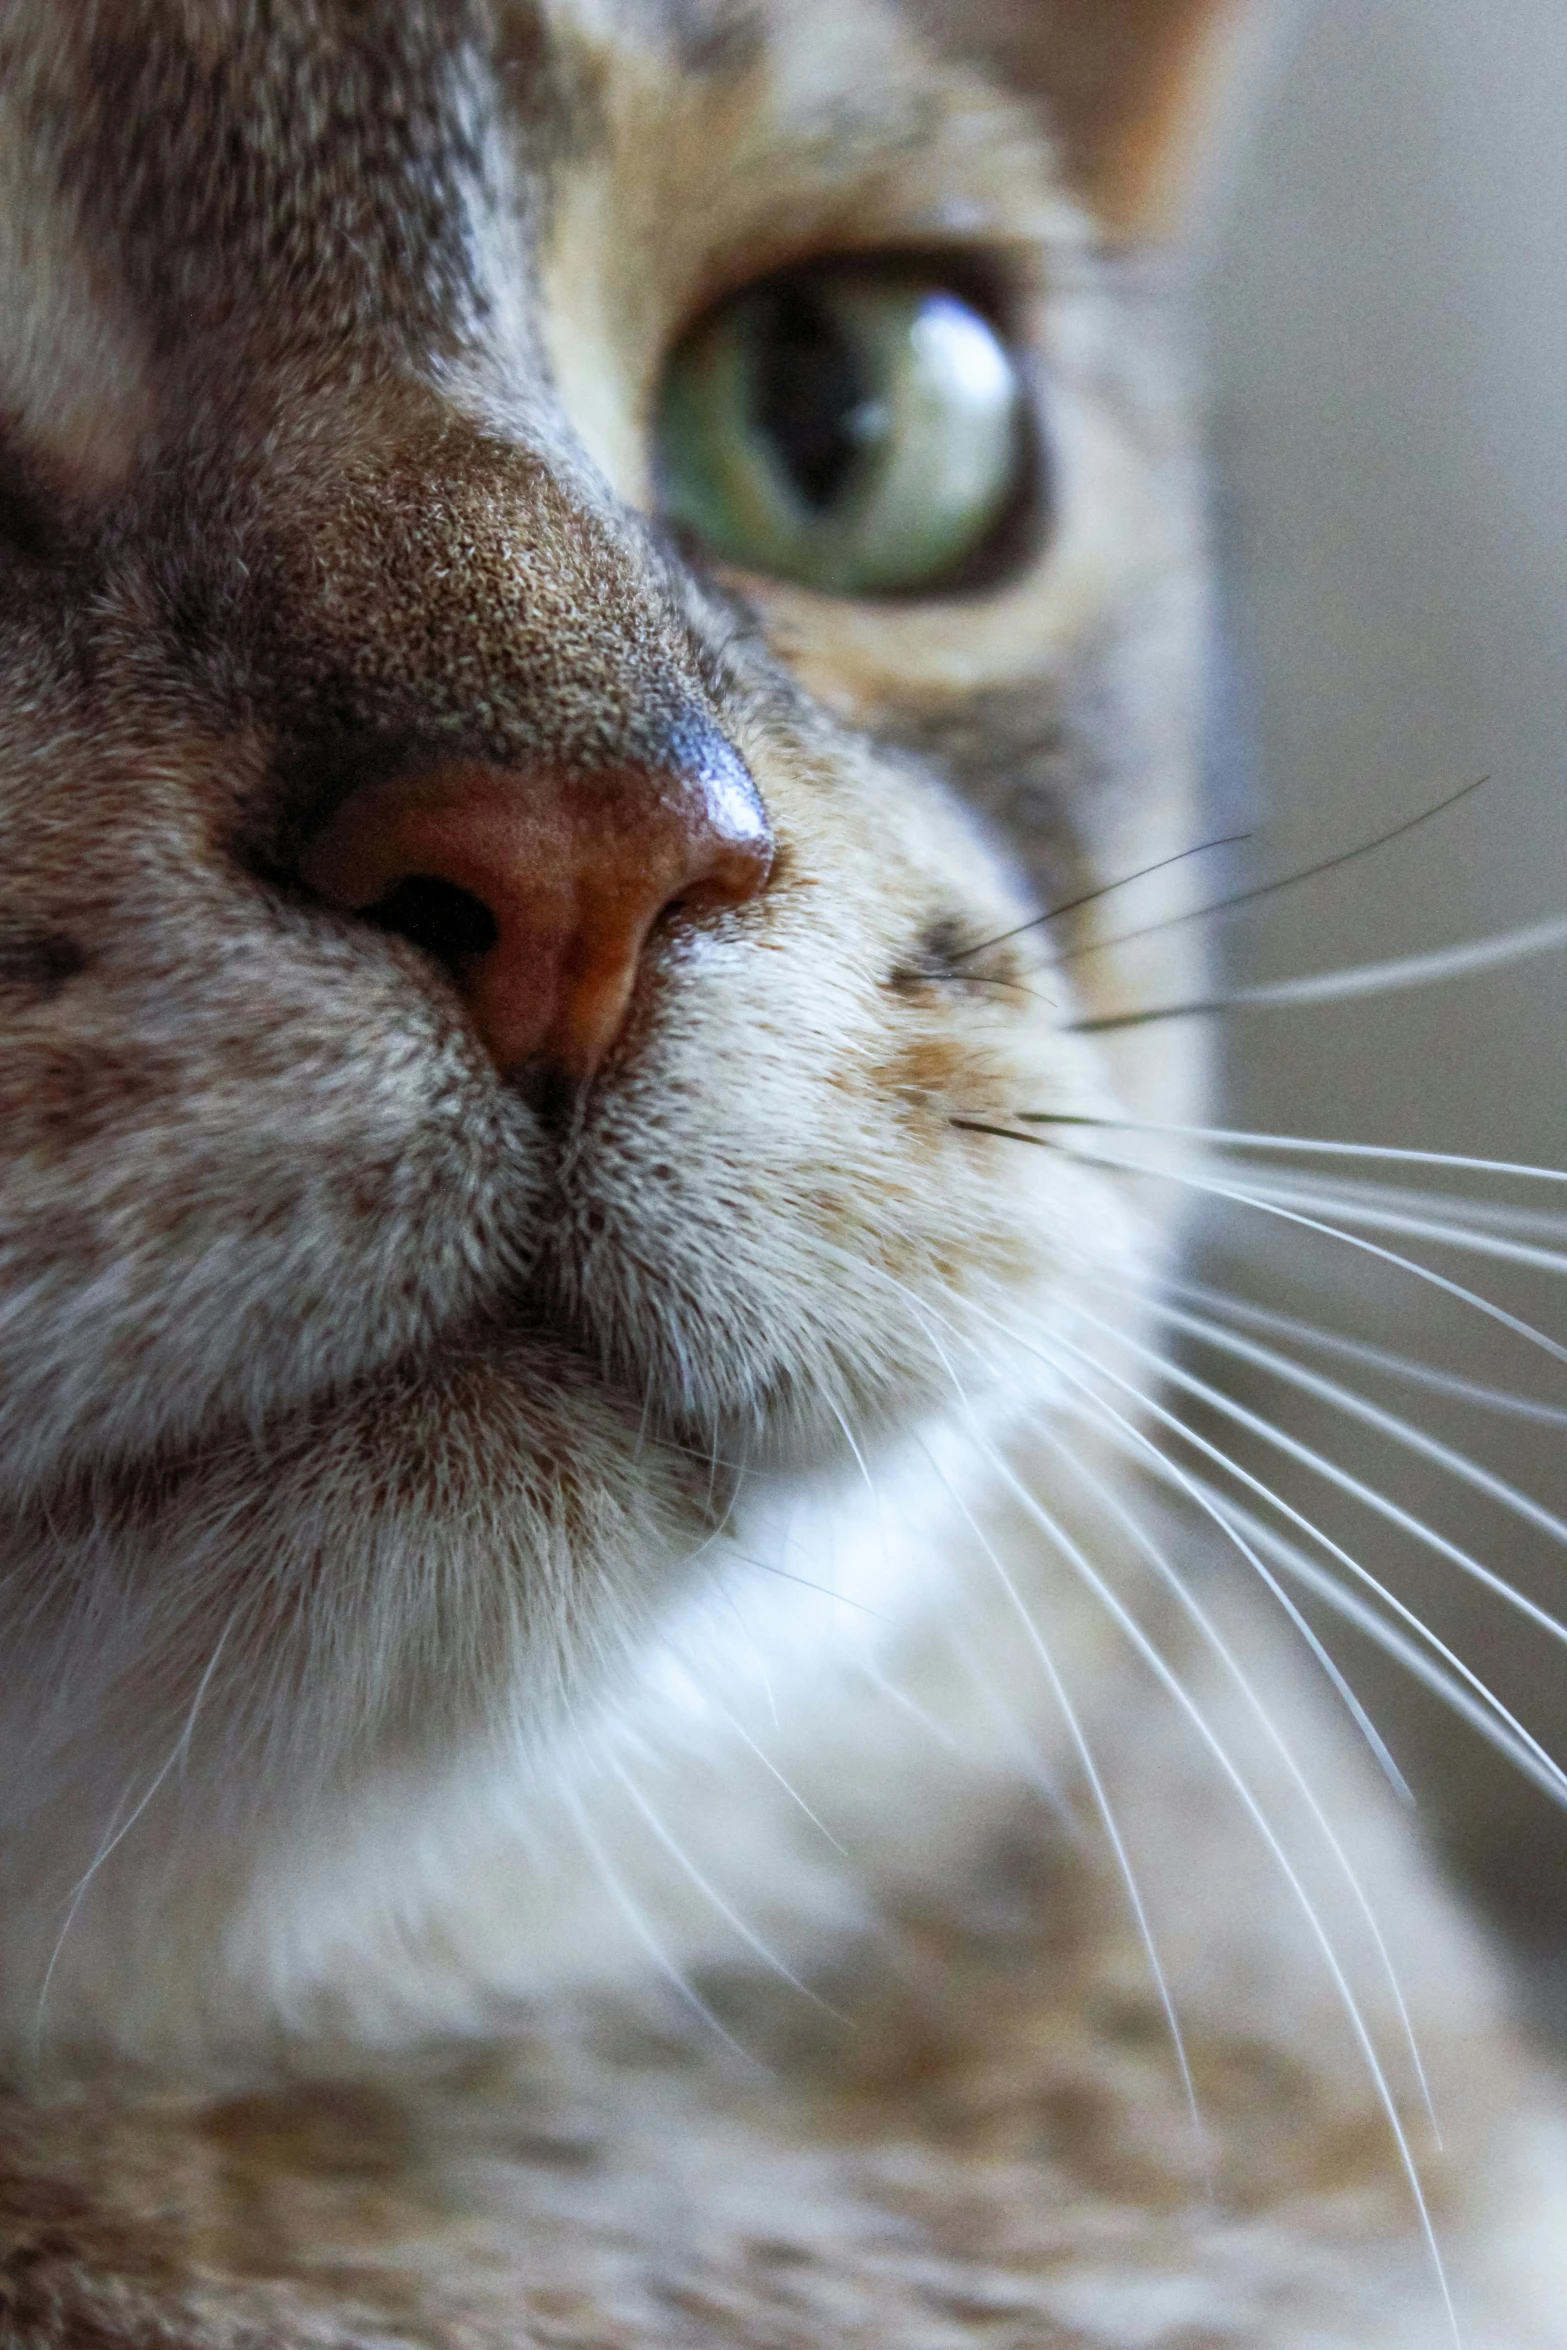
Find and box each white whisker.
[922,1442,1208,2165]
[857,1657,970,1754]
[560,1784,759,2065]
[34,1601,245,2049]
[1167,1281,1567,1426]
[1074,911,1567,1034]
[1201,1493,1567,1811]
[610,1763,837,2011]
[825,1396,885,1533]
[1197,1170,1567,1270]
[1040,1137,1567,1365]
[728,1550,890,1622]
[1014,1113,1567,1188]
[710,1704,850,1855]
[1111,1440,1567,1803]
[1072,1299,1567,1658]
[1025,1317,1567,1806]
[1238,912,1567,1005]
[809,1234,1008,1399]
[1041,1374,1410,1798]
[1154,1296,1567,1551]
[936,1615,1079,1825]
[971,1437,1458,2340]
[1022,1399,1439,2134]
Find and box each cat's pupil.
[364,876,499,968]
[751,284,871,511]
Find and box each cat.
[1,1,1564,2344]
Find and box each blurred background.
[1199,0,1567,1985]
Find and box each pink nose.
[299,735,772,1084]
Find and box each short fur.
[0,3,1562,2344]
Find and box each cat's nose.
[298,731,772,1085]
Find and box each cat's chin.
[8,1201,1015,1534]
[0,1278,1082,2077]
[0,1235,1059,1760]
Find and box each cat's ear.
[937,0,1271,237]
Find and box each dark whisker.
[914,973,1060,1006]
[1058,773,1492,968]
[1068,996,1234,1034]
[949,1117,1059,1147]
[1064,904,1567,1032]
[947,1115,1152,1181]
[947,832,1249,967]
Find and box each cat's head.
[0,0,1244,2060]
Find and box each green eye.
[656,270,1026,596]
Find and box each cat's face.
[0,0,1223,1960]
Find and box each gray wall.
[1202,0,1567,1939]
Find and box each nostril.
[361,875,500,970]
[296,740,771,1083]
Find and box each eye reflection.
[657,266,1028,597]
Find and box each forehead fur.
[0,0,1067,488]
[2,0,1060,331]
[0,0,1231,433]
[9,1,497,359]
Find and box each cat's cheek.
[536,761,1146,1460]
[0,924,547,1504]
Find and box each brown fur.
[0,3,1562,2343]
[0,1621,1558,2347]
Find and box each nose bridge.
[261,399,707,773]
[257,396,774,1088]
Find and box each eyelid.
[662,242,1031,372]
